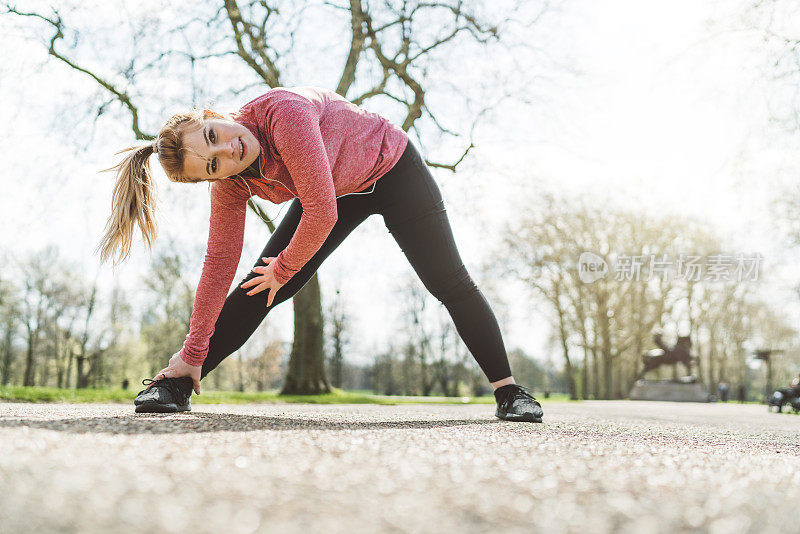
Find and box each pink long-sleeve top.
[178,86,409,366]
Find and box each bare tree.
[18,247,60,386]
[326,287,351,388]
[45,275,84,388]
[395,276,438,395]
[252,339,283,390]
[0,278,22,385]
[140,247,195,377]
[102,282,135,388]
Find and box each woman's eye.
[210,129,216,143]
[212,158,217,173]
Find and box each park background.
[2,0,800,401]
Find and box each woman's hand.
[240,256,285,307]
[149,352,202,395]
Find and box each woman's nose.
[215,139,236,159]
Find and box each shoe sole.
[134,400,191,413]
[495,409,543,423]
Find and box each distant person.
[737,383,746,403]
[122,378,129,390]
[717,381,729,402]
[97,85,543,423]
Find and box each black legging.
[199,140,513,383]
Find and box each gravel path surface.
[1,400,799,534]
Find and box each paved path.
[1,401,799,533]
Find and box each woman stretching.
[98,85,543,423]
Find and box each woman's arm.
[266,98,338,284]
[179,180,249,366]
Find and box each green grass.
[0,385,573,405]
[0,386,137,404]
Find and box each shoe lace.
[499,385,539,412]
[141,377,189,405]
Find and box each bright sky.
[2,0,800,367]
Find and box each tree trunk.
[54,324,63,388]
[402,343,413,395]
[331,338,343,388]
[708,336,716,393]
[600,314,612,400]
[561,347,577,400]
[419,335,433,396]
[451,361,461,398]
[581,350,588,400]
[23,327,36,386]
[631,331,643,392]
[237,352,245,392]
[420,352,433,396]
[90,350,104,388]
[76,355,88,389]
[385,357,396,395]
[554,280,577,400]
[1,327,13,385]
[573,289,590,400]
[39,346,50,386]
[436,360,453,397]
[65,347,74,389]
[614,358,624,398]
[281,275,331,395]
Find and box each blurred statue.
[636,332,697,380]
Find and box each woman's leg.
[200,195,374,379]
[372,141,514,385]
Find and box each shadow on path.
[0,412,499,434]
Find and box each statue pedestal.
[629,378,712,402]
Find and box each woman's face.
[181,117,261,181]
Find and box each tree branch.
[223,0,281,86]
[5,5,154,140]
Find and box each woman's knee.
[424,264,480,305]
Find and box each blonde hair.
[96,108,247,266]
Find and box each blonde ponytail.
[96,143,159,266]
[97,108,235,265]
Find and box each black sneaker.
[494,384,544,422]
[134,376,193,413]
